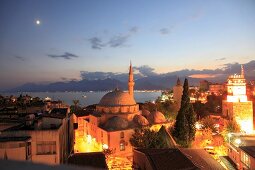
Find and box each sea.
[1,91,162,106]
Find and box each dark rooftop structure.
[73,109,90,117]
[133,148,224,170]
[240,146,255,159]
[68,152,107,169]
[134,148,198,170]
[180,148,225,170]
[43,108,68,119]
[0,136,31,142]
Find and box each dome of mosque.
[141,109,151,118]
[133,115,149,126]
[98,89,136,106]
[148,110,166,124]
[104,116,129,131]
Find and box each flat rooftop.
[0,136,31,142]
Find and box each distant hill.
[6,76,216,92]
[6,60,255,92]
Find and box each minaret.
[173,77,183,111]
[128,62,135,98]
[241,65,244,78]
[176,77,181,86]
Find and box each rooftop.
[240,146,255,159]
[135,148,198,170]
[0,136,31,142]
[68,152,107,169]
[135,148,224,170]
[180,148,224,170]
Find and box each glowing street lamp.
[228,133,232,143]
[234,138,241,146]
[102,144,109,150]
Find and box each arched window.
[120,142,125,151]
[120,132,124,139]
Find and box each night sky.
[0,0,255,89]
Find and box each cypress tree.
[172,78,196,147]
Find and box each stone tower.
[128,62,135,98]
[173,78,183,111]
[222,65,253,133]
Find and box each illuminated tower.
[173,78,183,111]
[222,65,253,133]
[128,62,135,98]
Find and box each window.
[36,141,56,155]
[120,142,125,151]
[120,132,124,139]
[26,142,31,160]
[241,151,250,168]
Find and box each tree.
[200,116,217,133]
[172,78,196,147]
[72,100,80,111]
[224,120,240,134]
[130,127,169,149]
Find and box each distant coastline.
[1,91,161,106]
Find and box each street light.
[234,138,241,146]
[228,133,232,143]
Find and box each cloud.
[189,9,204,20]
[133,65,157,77]
[159,28,170,35]
[79,60,255,83]
[88,37,105,49]
[215,57,226,61]
[80,71,127,81]
[14,56,25,61]
[129,26,139,33]
[108,34,129,48]
[48,52,79,59]
[88,26,138,49]
[61,77,78,81]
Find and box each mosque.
[83,63,167,156]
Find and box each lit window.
[120,142,125,151]
[36,141,56,155]
[120,132,124,139]
[241,151,250,168]
[26,142,31,159]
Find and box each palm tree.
[72,100,80,112]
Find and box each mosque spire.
[176,77,181,86]
[128,61,135,98]
[241,65,244,77]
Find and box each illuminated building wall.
[222,65,253,134]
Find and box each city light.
[102,144,109,150]
[234,138,241,145]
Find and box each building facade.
[0,108,74,165]
[222,66,254,133]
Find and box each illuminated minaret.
[241,64,244,78]
[173,78,183,110]
[222,65,254,133]
[128,62,135,98]
[226,65,247,102]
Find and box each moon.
[36,20,41,25]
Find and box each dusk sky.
[0,0,255,89]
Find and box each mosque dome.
[104,116,129,131]
[141,109,151,118]
[133,115,149,126]
[148,110,166,124]
[98,89,136,106]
